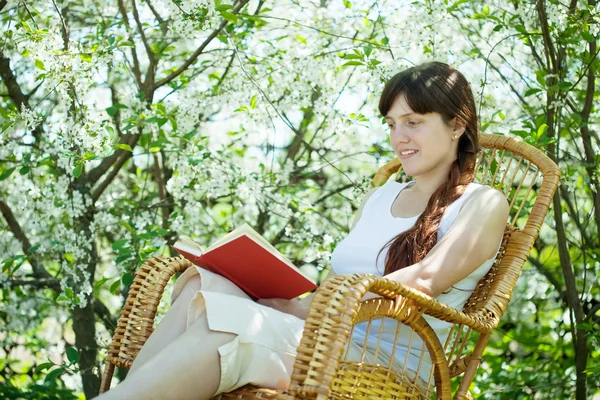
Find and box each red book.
[172,224,317,300]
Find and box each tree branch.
[536,0,558,73]
[0,199,53,281]
[131,0,155,64]
[577,34,600,240]
[91,132,142,202]
[93,299,117,334]
[9,277,60,291]
[527,255,567,304]
[117,0,144,89]
[0,49,43,142]
[154,0,249,88]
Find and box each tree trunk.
[71,209,101,398]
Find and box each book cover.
[172,225,317,300]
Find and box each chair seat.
[211,386,284,399]
[211,361,427,400]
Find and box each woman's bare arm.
[385,187,509,298]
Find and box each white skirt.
[171,266,426,395]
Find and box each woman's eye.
[407,120,420,126]
[387,124,395,130]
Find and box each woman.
[97,62,509,399]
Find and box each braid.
[381,158,475,275]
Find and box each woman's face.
[384,94,462,178]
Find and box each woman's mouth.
[399,149,418,159]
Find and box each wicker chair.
[99,133,560,399]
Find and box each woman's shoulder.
[461,184,510,219]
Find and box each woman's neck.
[411,161,454,194]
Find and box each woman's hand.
[257,298,309,320]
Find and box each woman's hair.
[378,61,480,275]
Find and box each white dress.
[169,179,501,394]
[330,179,501,384]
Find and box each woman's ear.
[452,117,467,137]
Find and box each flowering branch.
[91,132,142,202]
[0,50,43,143]
[154,0,250,89]
[117,0,144,89]
[131,0,157,92]
[9,278,61,291]
[0,199,54,281]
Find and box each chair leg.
[99,361,115,393]
[454,332,489,400]
[454,391,473,400]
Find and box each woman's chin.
[400,165,418,177]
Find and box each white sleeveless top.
[330,179,502,383]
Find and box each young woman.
[97,62,509,399]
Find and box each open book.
[172,224,318,300]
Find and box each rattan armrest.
[287,273,491,398]
[354,275,497,334]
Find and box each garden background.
[0,0,599,398]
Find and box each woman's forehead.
[386,95,414,117]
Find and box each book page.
[173,236,204,257]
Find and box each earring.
[453,135,458,139]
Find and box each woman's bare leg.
[96,307,236,400]
[128,274,202,374]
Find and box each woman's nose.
[391,126,410,143]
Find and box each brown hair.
[378,62,480,275]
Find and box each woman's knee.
[174,274,202,305]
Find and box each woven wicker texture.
[99,134,560,399]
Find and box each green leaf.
[73,164,83,178]
[45,367,65,383]
[582,31,595,43]
[295,35,307,44]
[121,272,134,286]
[19,166,30,175]
[120,220,134,233]
[363,46,372,57]
[35,361,55,374]
[250,95,257,109]
[106,106,117,117]
[94,276,109,290]
[220,11,238,23]
[215,3,232,11]
[524,88,542,97]
[66,347,79,363]
[119,41,135,47]
[112,239,129,251]
[537,123,548,138]
[342,61,363,67]
[515,25,527,34]
[35,59,46,71]
[109,279,121,295]
[21,21,32,33]
[64,287,74,299]
[115,143,133,152]
[0,167,16,181]
[56,294,69,303]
